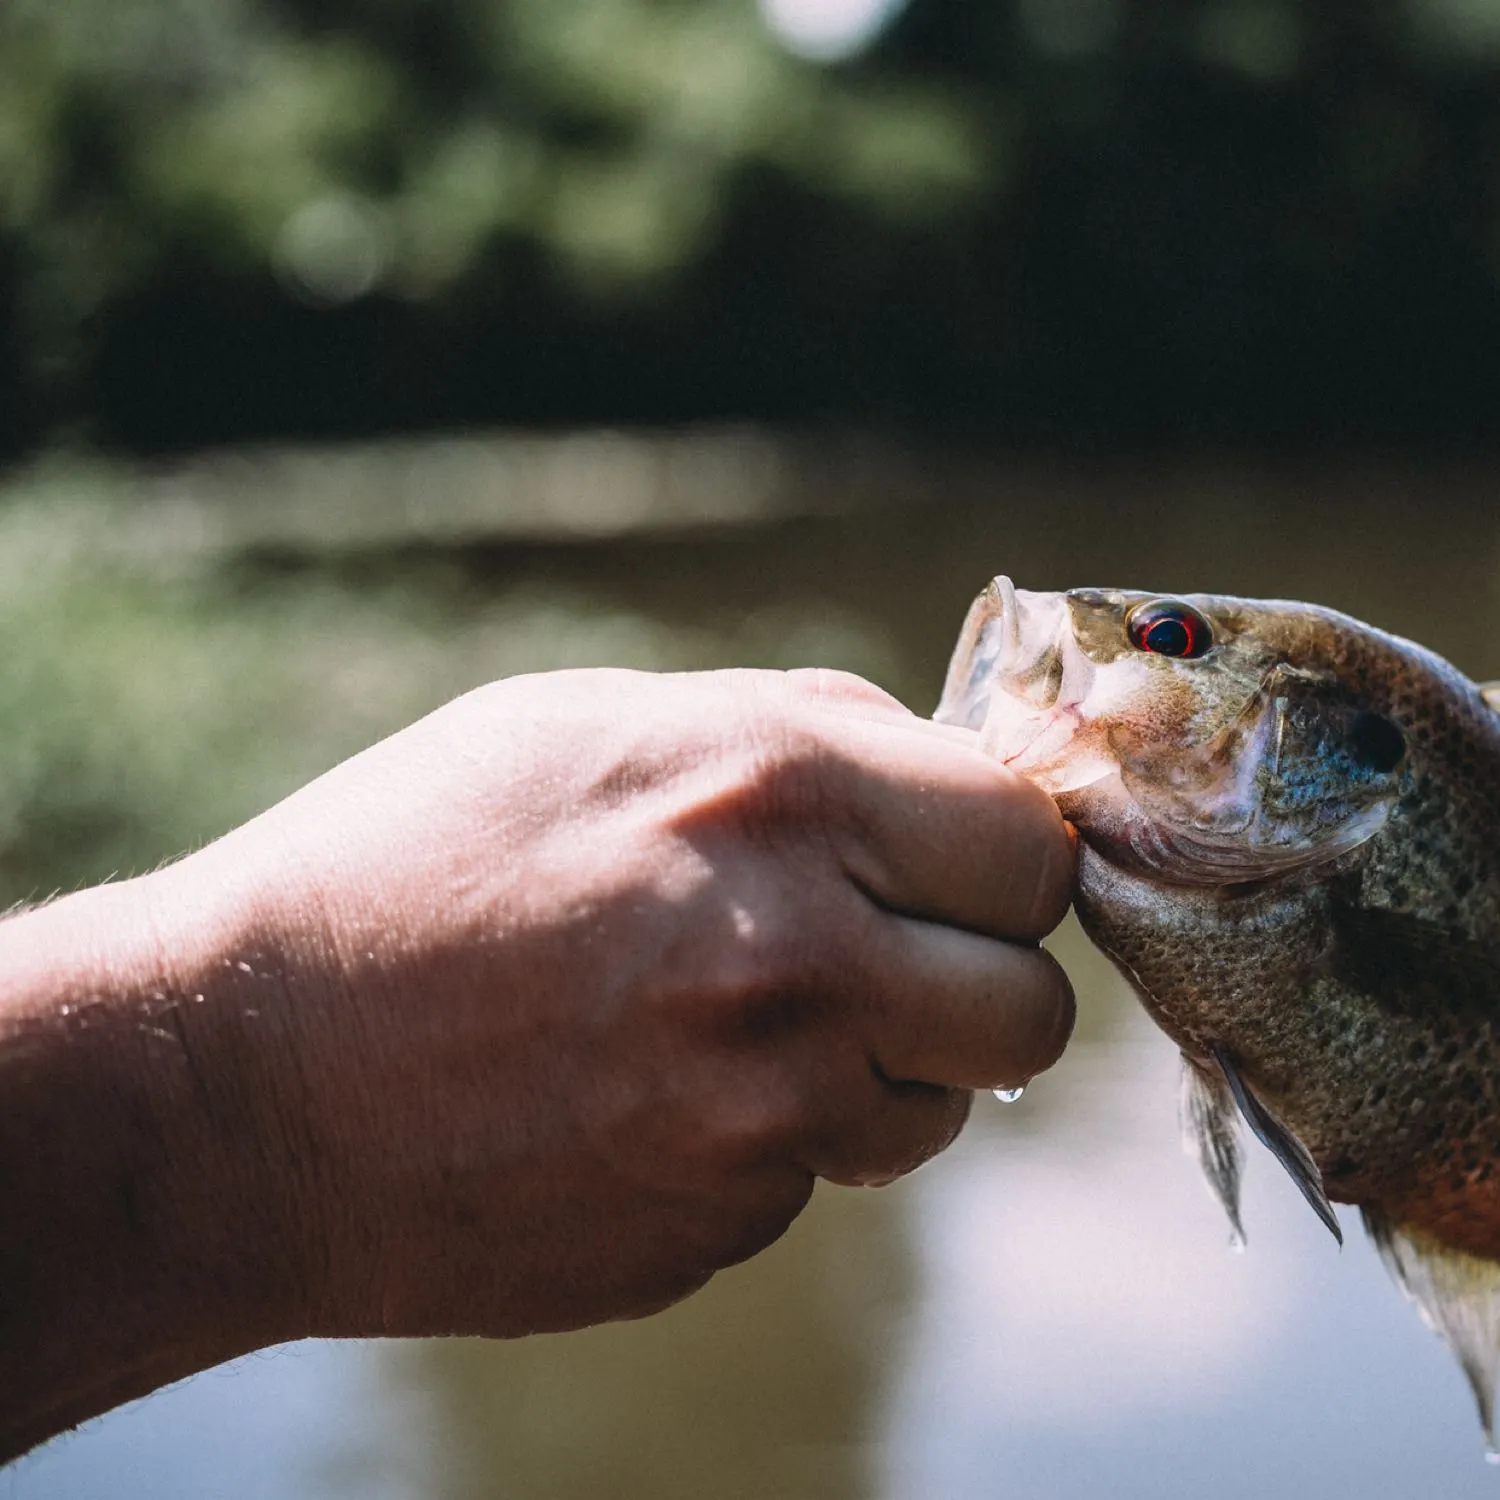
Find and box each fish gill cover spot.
[1348,710,1407,775]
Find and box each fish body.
[938,578,1500,1440]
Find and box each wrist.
[0,856,320,1457]
[136,842,339,1334]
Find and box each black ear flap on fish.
[1180,1055,1247,1247]
[1364,1206,1500,1456]
[1208,1042,1344,1246]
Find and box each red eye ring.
[1126,600,1213,659]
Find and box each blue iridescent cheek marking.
[1263,721,1404,827]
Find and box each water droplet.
[1229,1229,1248,1255]
[1485,1443,1500,1467]
[993,1085,1026,1104]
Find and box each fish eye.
[1126,600,1214,659]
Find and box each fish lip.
[990,577,1075,716]
[995,575,1024,670]
[973,579,1107,785]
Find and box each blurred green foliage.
[0,467,907,901]
[3,0,1500,455]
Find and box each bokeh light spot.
[274,195,390,307]
[757,0,909,63]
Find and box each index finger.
[782,668,984,748]
[813,714,1076,945]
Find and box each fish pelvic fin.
[1180,1053,1247,1249]
[1363,1206,1500,1455]
[1208,1042,1343,1247]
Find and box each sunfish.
[937,578,1500,1450]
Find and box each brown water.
[7,454,1500,1499]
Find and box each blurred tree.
[2,0,1499,457]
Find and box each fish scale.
[937,577,1500,1454]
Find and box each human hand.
[0,666,1075,1454]
[175,667,1075,1339]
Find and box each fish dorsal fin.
[1363,1206,1500,1454]
[1209,1042,1344,1246]
[1180,1053,1247,1248]
[1481,682,1500,714]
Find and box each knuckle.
[696,884,813,1026]
[785,668,905,713]
[670,711,847,875]
[729,715,839,834]
[701,1075,808,1164]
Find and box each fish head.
[936,577,1410,885]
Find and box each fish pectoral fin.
[1364,1207,1500,1453]
[1208,1042,1343,1247]
[1180,1054,1247,1248]
[1480,681,1500,715]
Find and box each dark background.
[5,0,1499,461]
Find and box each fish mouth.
[936,577,1075,728]
[973,579,1090,769]
[934,575,1110,791]
[988,577,1070,713]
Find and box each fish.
[935,577,1500,1452]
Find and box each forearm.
[0,861,311,1460]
